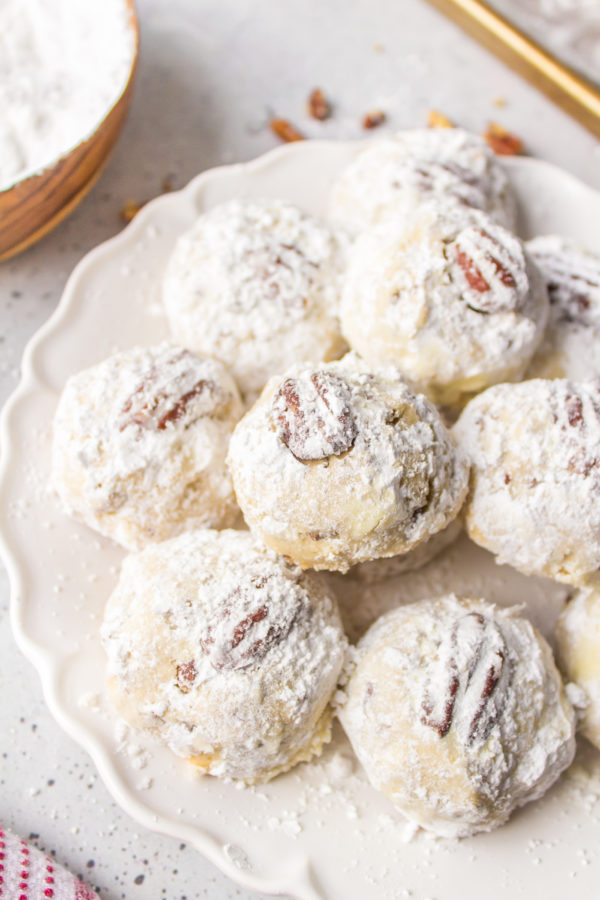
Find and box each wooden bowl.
[0,0,139,262]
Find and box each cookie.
[163,199,347,398]
[454,379,600,584]
[329,128,516,233]
[227,354,468,572]
[556,586,600,751]
[101,529,347,783]
[52,343,243,550]
[339,595,575,837]
[526,235,600,380]
[340,200,548,408]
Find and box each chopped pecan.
[308,88,331,121]
[362,110,386,129]
[427,109,454,129]
[483,122,524,156]
[270,118,305,142]
[120,199,144,223]
[176,660,197,693]
[566,393,584,428]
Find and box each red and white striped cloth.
[0,827,97,900]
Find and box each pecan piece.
[270,118,305,142]
[454,227,518,313]
[362,110,386,129]
[176,660,197,693]
[420,612,511,746]
[565,393,584,428]
[200,575,307,671]
[308,88,331,121]
[120,199,144,223]
[483,122,524,156]
[427,109,454,129]
[119,350,230,431]
[274,371,358,461]
[456,246,490,294]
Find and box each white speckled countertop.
[1,1,599,898]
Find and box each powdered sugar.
[228,353,469,571]
[101,529,347,783]
[340,595,576,838]
[0,0,135,189]
[340,200,548,409]
[163,199,348,398]
[454,378,600,583]
[329,128,517,234]
[526,235,600,379]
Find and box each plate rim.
[2,140,600,900]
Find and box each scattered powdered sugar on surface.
[339,595,576,838]
[51,342,244,550]
[526,235,600,380]
[329,128,516,234]
[454,378,600,583]
[101,529,347,783]
[0,0,135,188]
[340,200,548,408]
[162,199,348,397]
[228,353,468,571]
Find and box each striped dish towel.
[0,826,97,900]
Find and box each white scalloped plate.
[2,141,600,900]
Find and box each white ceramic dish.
[2,141,600,900]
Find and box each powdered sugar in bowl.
[0,0,139,261]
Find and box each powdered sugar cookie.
[52,343,243,551]
[454,379,600,584]
[339,595,576,838]
[350,517,462,583]
[163,199,347,398]
[340,201,548,408]
[101,529,347,783]
[329,128,516,233]
[526,235,600,379]
[556,586,600,750]
[227,354,468,572]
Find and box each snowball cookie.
[526,235,600,380]
[227,354,469,572]
[351,517,462,584]
[556,587,600,750]
[329,128,516,234]
[101,529,347,783]
[163,199,347,398]
[340,201,548,409]
[454,379,600,584]
[339,595,576,838]
[52,343,243,551]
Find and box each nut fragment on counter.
[270,118,305,142]
[362,110,387,129]
[427,109,454,129]
[483,122,524,156]
[308,88,332,121]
